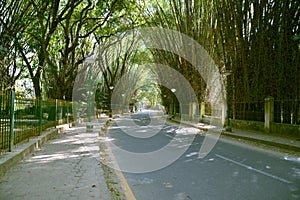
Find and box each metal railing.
[0,90,73,153]
[0,90,11,152]
[232,101,264,122]
[274,99,300,124]
[184,99,299,125]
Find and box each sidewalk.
[171,118,300,153]
[0,118,111,200]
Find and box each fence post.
[0,92,2,150]
[222,102,226,126]
[55,99,58,127]
[188,103,191,120]
[39,96,42,135]
[264,96,274,133]
[67,101,70,127]
[9,90,15,152]
[201,102,205,118]
[191,102,197,121]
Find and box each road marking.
[215,154,292,184]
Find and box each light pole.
[88,69,93,123]
[121,93,125,114]
[224,69,232,132]
[171,88,176,119]
[85,55,94,132]
[108,86,114,117]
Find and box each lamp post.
[121,93,125,114]
[171,88,176,119]
[85,55,94,132]
[108,86,114,117]
[88,69,92,123]
[224,69,232,132]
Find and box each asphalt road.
[106,110,300,200]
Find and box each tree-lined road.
[106,110,300,200]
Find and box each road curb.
[171,119,300,153]
[99,118,136,200]
[221,132,300,153]
[0,125,66,177]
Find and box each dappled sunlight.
[26,153,80,164]
[76,133,99,143]
[99,136,115,142]
[25,143,100,164]
[108,126,128,130]
[175,127,200,135]
[23,122,105,164]
[195,122,217,130]
[165,128,177,133]
[51,135,97,145]
[73,144,100,155]
[51,137,79,144]
[121,125,165,130]
[71,146,98,154]
[185,151,198,158]
[57,125,85,132]
[136,129,147,133]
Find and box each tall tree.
[44,0,131,100]
[17,0,78,98]
[142,0,300,120]
[0,0,33,90]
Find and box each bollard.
[86,122,93,132]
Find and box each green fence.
[0,90,73,153]
[233,101,265,122]
[231,99,299,124]
[274,99,300,124]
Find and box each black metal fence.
[0,90,12,153]
[0,90,73,153]
[274,99,300,124]
[231,99,299,124]
[232,101,264,122]
[203,98,299,125]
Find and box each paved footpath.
[0,119,111,200]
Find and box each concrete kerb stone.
[221,131,300,153]
[98,118,130,200]
[170,118,300,153]
[0,124,67,177]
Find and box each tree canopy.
[0,0,299,118]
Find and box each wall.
[271,123,300,137]
[231,119,265,132]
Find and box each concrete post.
[192,102,197,121]
[201,102,205,118]
[222,102,226,127]
[189,102,192,120]
[264,97,274,133]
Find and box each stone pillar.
[192,102,198,121]
[222,102,226,127]
[265,97,274,133]
[201,102,205,118]
[189,102,192,120]
[188,102,198,121]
